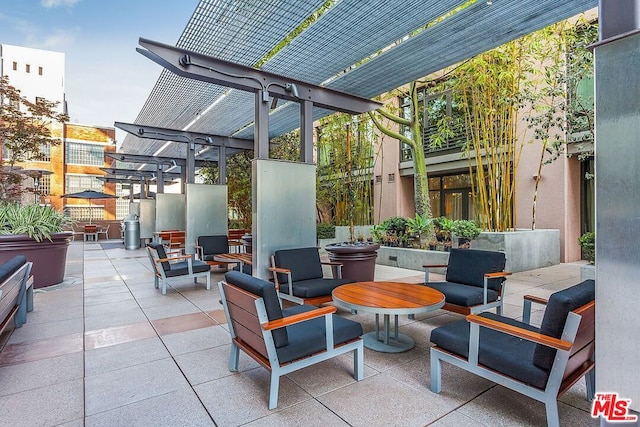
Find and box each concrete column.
[594,0,640,414]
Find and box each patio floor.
[0,240,596,426]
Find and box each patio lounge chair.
[430,279,595,427]
[96,224,110,240]
[146,243,211,295]
[195,235,230,270]
[269,247,352,306]
[219,270,364,409]
[423,248,511,315]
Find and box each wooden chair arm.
[268,266,290,274]
[155,254,191,263]
[423,264,448,268]
[466,314,572,351]
[524,294,548,305]
[262,306,337,330]
[484,271,512,278]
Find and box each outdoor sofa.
[0,255,34,336]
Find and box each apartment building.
[0,43,119,221]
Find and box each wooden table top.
[213,253,253,265]
[332,281,445,316]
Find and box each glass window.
[39,175,51,196]
[115,183,129,220]
[429,191,441,218]
[443,174,471,189]
[65,174,103,193]
[12,61,17,71]
[64,206,104,222]
[399,89,467,160]
[38,66,43,76]
[428,177,441,190]
[25,64,30,73]
[65,142,105,166]
[38,142,51,162]
[430,172,475,220]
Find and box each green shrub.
[450,220,481,240]
[381,216,408,235]
[316,223,336,239]
[578,231,595,264]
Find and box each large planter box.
[0,232,72,288]
[376,246,449,274]
[580,264,595,281]
[472,229,560,273]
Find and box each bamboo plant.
[316,113,375,242]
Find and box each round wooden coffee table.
[332,281,445,353]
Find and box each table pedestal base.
[363,331,414,353]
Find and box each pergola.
[120,0,597,164]
[116,0,640,412]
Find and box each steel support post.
[300,99,313,164]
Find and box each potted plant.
[450,220,482,248]
[0,203,74,288]
[578,231,595,264]
[406,213,433,249]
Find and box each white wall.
[0,44,65,112]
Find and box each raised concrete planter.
[580,264,595,281]
[324,227,559,274]
[376,246,449,274]
[472,229,560,273]
[318,225,372,248]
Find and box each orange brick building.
[18,123,117,221]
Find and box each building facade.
[369,15,595,263]
[1,43,119,221]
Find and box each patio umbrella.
[61,189,117,224]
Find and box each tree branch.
[374,107,411,126]
[368,111,415,147]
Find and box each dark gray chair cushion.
[279,277,352,298]
[533,279,595,370]
[0,255,26,284]
[274,247,323,283]
[164,260,211,276]
[197,235,228,261]
[276,304,363,364]
[224,271,287,348]
[446,249,506,291]
[426,281,499,307]
[148,243,171,271]
[431,312,550,389]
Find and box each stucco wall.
[514,137,583,262]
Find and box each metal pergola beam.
[99,167,182,178]
[105,152,182,166]
[97,176,177,185]
[137,38,382,115]
[115,122,254,151]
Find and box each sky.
[0,0,199,143]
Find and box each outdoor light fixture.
[264,82,300,102]
[179,54,300,104]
